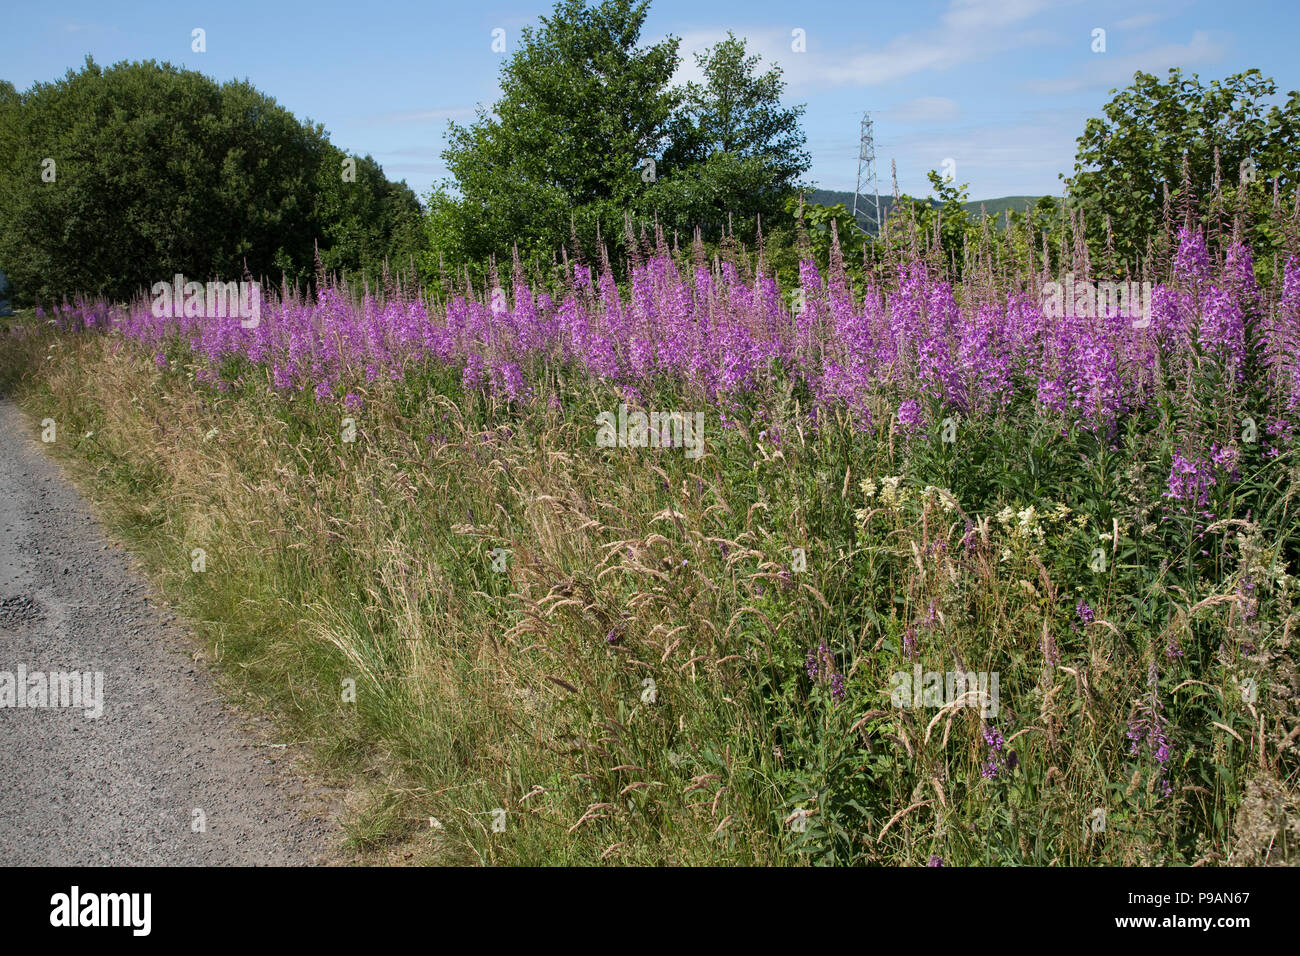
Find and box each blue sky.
[6,0,1297,204]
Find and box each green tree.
[1065,68,1300,270]
[314,151,424,287]
[438,0,680,266]
[0,58,420,305]
[652,32,809,238]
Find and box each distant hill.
[803,189,1055,233]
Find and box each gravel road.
[0,396,339,864]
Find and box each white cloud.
[941,0,1050,32]
[1117,13,1165,30]
[674,0,1052,91]
[1025,30,1225,94]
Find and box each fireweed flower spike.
[981,724,1007,779]
[92,226,1296,461]
[1127,662,1171,767]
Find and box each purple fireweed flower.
[461,354,486,391]
[981,724,1007,779]
[1164,452,1216,515]
[1210,442,1241,481]
[902,626,919,661]
[90,236,1300,522]
[1127,662,1171,766]
[807,642,844,701]
[1173,227,1211,286]
[1198,286,1246,378]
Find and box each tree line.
[1,0,1297,306]
[0,57,422,306]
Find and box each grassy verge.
[1,317,1297,866]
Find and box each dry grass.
[2,325,1296,866]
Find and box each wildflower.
[878,476,904,508]
[896,400,927,435]
[927,854,944,867]
[830,673,845,701]
[1017,505,1043,541]
[1127,662,1171,765]
[981,724,1007,779]
[1164,452,1216,515]
[1210,442,1241,481]
[902,627,918,660]
[1236,574,1259,625]
[1076,601,1094,625]
[806,642,845,702]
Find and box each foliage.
[1065,68,1300,273]
[7,190,1299,866]
[0,58,420,305]
[432,2,809,271]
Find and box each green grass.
[0,321,1296,866]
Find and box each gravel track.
[0,396,339,865]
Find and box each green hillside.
[805,189,1055,233]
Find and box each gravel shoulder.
[0,396,341,865]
